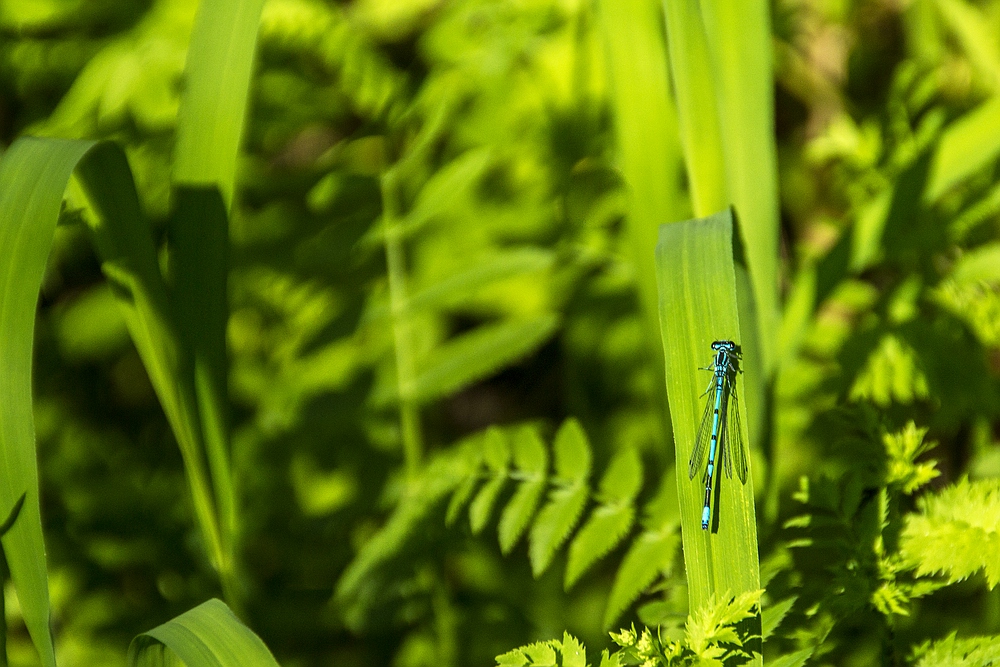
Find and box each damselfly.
[688,340,748,531]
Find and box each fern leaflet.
[470,428,512,534]
[499,426,549,553]
[910,632,1000,667]
[900,478,1000,588]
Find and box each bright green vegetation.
[2,0,1000,666]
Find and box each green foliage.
[335,418,681,633]
[602,480,679,630]
[497,591,762,667]
[7,0,1000,664]
[564,447,639,589]
[910,632,1000,667]
[497,632,592,667]
[900,478,1000,588]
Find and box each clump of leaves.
[495,590,762,667]
[768,416,1000,664]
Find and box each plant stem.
[0,552,7,667]
[382,169,423,479]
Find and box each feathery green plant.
[336,418,681,632]
[496,590,763,667]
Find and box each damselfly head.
[711,340,737,351]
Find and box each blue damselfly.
[688,340,748,530]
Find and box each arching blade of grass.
[655,210,760,634]
[127,599,279,667]
[597,0,686,452]
[663,0,726,217]
[0,135,241,655]
[73,142,226,579]
[168,0,266,606]
[697,0,780,377]
[0,137,97,667]
[173,0,266,208]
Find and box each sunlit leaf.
[499,427,548,553]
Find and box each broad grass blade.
[655,210,760,635]
[127,599,280,667]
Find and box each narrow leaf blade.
[565,502,635,589]
[413,314,559,404]
[603,526,680,630]
[553,418,592,483]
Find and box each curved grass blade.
[596,0,685,451]
[0,136,99,667]
[170,0,266,606]
[127,598,279,667]
[173,0,266,208]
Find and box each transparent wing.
[724,375,749,484]
[720,384,734,480]
[688,390,714,481]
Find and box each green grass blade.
[499,428,548,554]
[654,210,760,623]
[73,141,225,576]
[597,0,686,450]
[127,599,279,667]
[169,0,266,602]
[698,0,780,376]
[0,136,97,667]
[169,187,239,600]
[173,0,266,207]
[663,0,727,216]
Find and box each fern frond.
[848,333,930,406]
[335,452,471,610]
[900,478,1000,588]
[518,420,591,575]
[259,0,407,122]
[496,632,588,667]
[603,479,680,629]
[446,438,487,526]
[564,503,634,589]
[910,632,1000,667]
[552,419,592,484]
[761,596,796,642]
[765,648,814,667]
[499,427,549,553]
[685,589,763,659]
[528,483,588,578]
[564,448,642,588]
[470,428,512,534]
[598,446,643,503]
[602,527,680,630]
[883,422,939,494]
